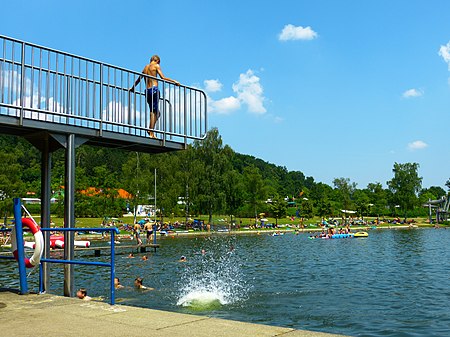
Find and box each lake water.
[1,228,450,336]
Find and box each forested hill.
[0,129,448,219]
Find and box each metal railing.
[38,227,119,305]
[0,34,207,144]
[0,198,120,305]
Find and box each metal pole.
[39,263,44,293]
[13,198,28,294]
[154,168,157,224]
[110,229,115,305]
[41,138,52,292]
[64,134,75,297]
[153,168,157,246]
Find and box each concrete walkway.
[0,290,346,337]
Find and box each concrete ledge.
[0,290,346,337]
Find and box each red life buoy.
[11,218,44,268]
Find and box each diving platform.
[0,34,207,298]
[0,34,207,152]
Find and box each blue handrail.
[0,198,120,305]
[38,227,119,305]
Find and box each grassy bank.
[3,214,441,230]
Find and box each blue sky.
[1,0,449,189]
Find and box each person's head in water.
[134,277,144,289]
[77,288,88,299]
[114,277,124,289]
[151,55,160,64]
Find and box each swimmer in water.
[76,288,92,301]
[178,255,187,262]
[114,277,124,289]
[134,277,154,290]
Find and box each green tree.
[333,177,357,211]
[310,183,334,217]
[316,198,332,217]
[0,152,26,218]
[420,186,446,200]
[270,197,288,226]
[192,128,228,225]
[300,198,314,219]
[366,182,388,218]
[243,165,266,222]
[223,169,245,225]
[387,162,422,217]
[353,189,370,218]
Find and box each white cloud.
[204,79,223,93]
[278,24,318,41]
[439,41,450,70]
[232,70,266,114]
[407,140,428,151]
[204,70,267,115]
[210,96,241,114]
[402,88,423,98]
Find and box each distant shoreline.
[84,223,443,241]
[13,223,446,243]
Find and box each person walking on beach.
[129,55,180,138]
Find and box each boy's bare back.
[143,62,160,88]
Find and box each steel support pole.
[13,198,28,294]
[40,140,52,292]
[64,134,75,297]
[110,229,115,305]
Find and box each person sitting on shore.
[76,288,92,301]
[134,277,154,290]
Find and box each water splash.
[176,236,248,310]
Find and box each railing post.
[19,42,25,126]
[13,198,28,294]
[184,87,187,147]
[99,63,103,136]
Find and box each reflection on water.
[1,229,450,337]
